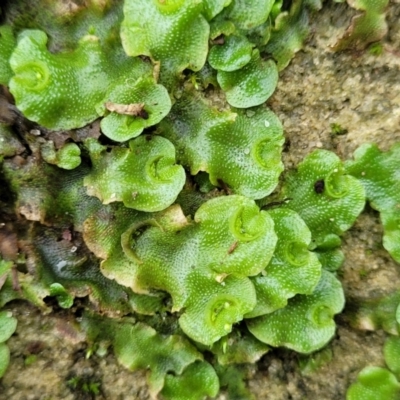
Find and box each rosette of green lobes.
[119,196,274,344]
[0,25,16,85]
[99,77,171,142]
[217,50,278,108]
[246,208,322,318]
[282,150,365,247]
[346,367,400,400]
[208,35,254,71]
[8,30,152,130]
[346,144,400,263]
[159,91,284,199]
[120,0,209,84]
[247,270,345,353]
[83,136,185,212]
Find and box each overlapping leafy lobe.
[84,136,185,212]
[99,77,171,142]
[347,367,400,400]
[282,149,365,247]
[195,195,276,276]
[114,196,276,345]
[179,270,257,345]
[208,34,253,71]
[9,29,152,130]
[247,208,322,317]
[121,0,209,84]
[211,330,270,364]
[83,315,203,398]
[218,0,275,30]
[247,270,345,353]
[217,50,278,108]
[346,143,400,263]
[9,30,108,129]
[30,224,131,315]
[161,361,220,400]
[160,91,284,199]
[203,0,233,20]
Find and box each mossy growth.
[0,0,396,398]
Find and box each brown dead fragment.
[227,241,238,254]
[0,225,19,260]
[217,178,233,195]
[105,102,146,117]
[211,35,225,45]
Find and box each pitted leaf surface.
[247,208,322,317]
[84,136,185,212]
[217,50,278,108]
[121,0,209,82]
[247,270,345,353]
[346,143,400,262]
[282,149,365,246]
[160,91,284,199]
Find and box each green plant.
[0,0,395,399]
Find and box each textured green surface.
[211,330,270,364]
[160,91,284,198]
[283,149,366,247]
[346,143,400,262]
[161,361,220,400]
[0,343,10,379]
[100,77,171,142]
[0,311,17,343]
[208,34,253,71]
[121,0,209,83]
[384,336,400,377]
[333,0,389,51]
[113,322,202,396]
[84,136,185,212]
[9,29,150,130]
[248,208,322,317]
[217,50,278,108]
[0,25,15,84]
[346,367,400,400]
[247,270,345,353]
[265,0,311,70]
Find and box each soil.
[1,1,400,399]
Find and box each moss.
[0,0,397,397]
